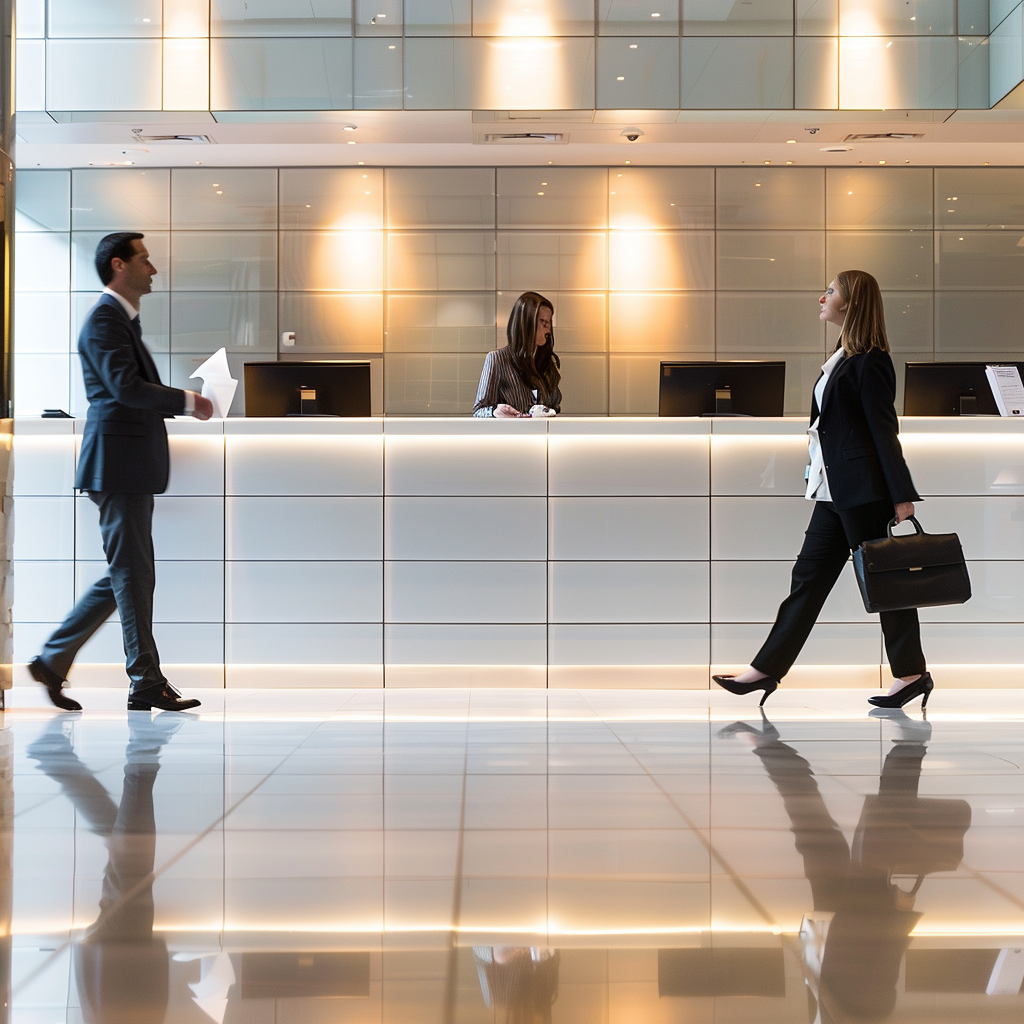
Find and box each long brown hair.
[835,269,889,355]
[506,290,561,408]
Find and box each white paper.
[189,347,238,418]
[985,364,1024,417]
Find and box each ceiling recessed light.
[358,161,364,165]
[848,190,853,195]
[785,160,793,164]
[212,183,220,187]
[343,125,357,131]
[541,182,547,185]
[763,160,771,165]
[306,204,311,208]
[363,173,368,178]
[878,159,886,165]
[537,191,544,195]
[624,159,630,164]
[216,190,223,194]
[786,139,796,144]
[755,182,761,187]
[616,76,625,81]
[651,11,660,16]
[388,44,395,49]
[629,43,638,48]
[347,140,356,144]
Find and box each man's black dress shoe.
[28,656,82,712]
[127,683,201,712]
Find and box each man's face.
[114,239,157,296]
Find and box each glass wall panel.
[598,0,679,36]
[171,170,278,230]
[19,0,44,36]
[387,232,495,291]
[171,232,278,291]
[48,0,162,36]
[470,37,596,109]
[610,231,715,291]
[683,0,793,35]
[558,354,609,414]
[609,168,715,230]
[279,293,384,351]
[826,168,932,229]
[958,0,990,33]
[405,0,472,35]
[384,352,485,413]
[386,293,497,351]
[794,36,839,108]
[211,0,353,36]
[838,0,956,36]
[15,39,46,111]
[825,231,933,289]
[957,35,990,110]
[935,169,1024,228]
[596,38,680,108]
[47,40,162,111]
[14,292,70,354]
[880,292,934,355]
[936,231,1024,290]
[609,292,715,353]
[74,292,170,352]
[71,232,170,292]
[991,1,1020,30]
[717,168,825,229]
[211,38,354,110]
[497,290,607,352]
[280,231,384,291]
[386,169,495,229]
[13,354,70,414]
[989,4,1024,104]
[609,354,676,413]
[498,168,607,229]
[838,36,957,108]
[717,231,825,290]
[281,168,384,230]
[796,0,838,34]
[354,39,404,108]
[716,293,826,353]
[679,37,793,108]
[15,232,69,293]
[170,293,278,353]
[496,233,607,291]
[403,37,472,108]
[71,169,170,232]
[15,171,70,232]
[472,0,595,35]
[354,0,403,35]
[935,291,1024,351]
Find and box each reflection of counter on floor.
[11,416,1024,690]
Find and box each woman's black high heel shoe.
[712,674,779,706]
[867,672,934,709]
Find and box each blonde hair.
[835,269,889,356]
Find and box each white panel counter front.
[11,416,1024,690]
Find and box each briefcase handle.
[887,515,924,539]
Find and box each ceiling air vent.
[480,132,566,144]
[843,133,924,141]
[136,134,214,143]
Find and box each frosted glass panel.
[355,39,404,108]
[18,0,44,36]
[14,292,71,355]
[826,168,932,230]
[280,231,384,291]
[405,0,472,35]
[355,0,403,34]
[172,170,278,230]
[609,167,715,229]
[16,39,46,111]
[74,291,170,353]
[936,231,1024,290]
[796,0,838,34]
[472,0,594,35]
[558,354,609,414]
[609,293,715,353]
[881,292,934,355]
[496,291,607,352]
[402,37,472,108]
[684,0,793,34]
[49,0,162,36]
[280,168,384,228]
[387,232,495,291]
[934,169,1024,228]
[279,293,384,352]
[990,5,1024,104]
[838,0,956,35]
[958,0,988,33]
[47,40,162,111]
[936,291,1024,351]
[170,293,278,353]
[71,169,170,232]
[15,171,70,232]
[825,231,933,290]
[596,38,679,108]
[171,232,278,291]
[16,233,70,293]
[211,38,354,110]
[680,37,793,108]
[13,355,71,415]
[598,0,679,35]
[794,36,839,109]
[384,353,486,413]
[386,293,497,352]
[957,35,989,110]
[610,232,714,291]
[387,168,495,228]
[609,354,672,414]
[838,36,957,109]
[498,169,607,229]
[717,231,825,290]
[211,0,353,35]
[717,168,824,228]
[470,37,596,109]
[497,233,607,291]
[72,232,169,292]
[716,293,825,353]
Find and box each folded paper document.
[190,347,238,419]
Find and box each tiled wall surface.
[14,164,1024,417]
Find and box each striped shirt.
[472,346,561,417]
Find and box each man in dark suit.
[29,233,214,712]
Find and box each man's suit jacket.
[75,294,186,495]
[811,346,920,511]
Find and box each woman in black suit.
[714,270,933,709]
[473,291,561,417]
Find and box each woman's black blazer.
[811,347,920,511]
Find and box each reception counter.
[11,416,1024,690]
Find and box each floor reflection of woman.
[472,946,559,1024]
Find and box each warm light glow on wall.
[163,0,210,110]
[481,6,567,109]
[609,231,683,291]
[838,10,894,110]
[309,231,385,291]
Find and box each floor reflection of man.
[27,713,188,1024]
[719,710,970,1024]
[472,946,559,1024]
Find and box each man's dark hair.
[94,232,145,286]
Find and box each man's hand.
[193,395,215,421]
[894,501,915,525]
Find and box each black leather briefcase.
[852,516,971,613]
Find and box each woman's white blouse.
[805,346,847,502]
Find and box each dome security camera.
[620,128,644,142]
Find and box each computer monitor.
[903,361,1024,416]
[244,361,372,417]
[658,361,786,417]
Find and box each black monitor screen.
[659,361,786,417]
[903,361,1024,416]
[244,361,372,417]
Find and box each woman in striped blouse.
[473,291,562,417]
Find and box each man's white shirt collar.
[103,287,139,321]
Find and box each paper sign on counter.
[190,347,238,418]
